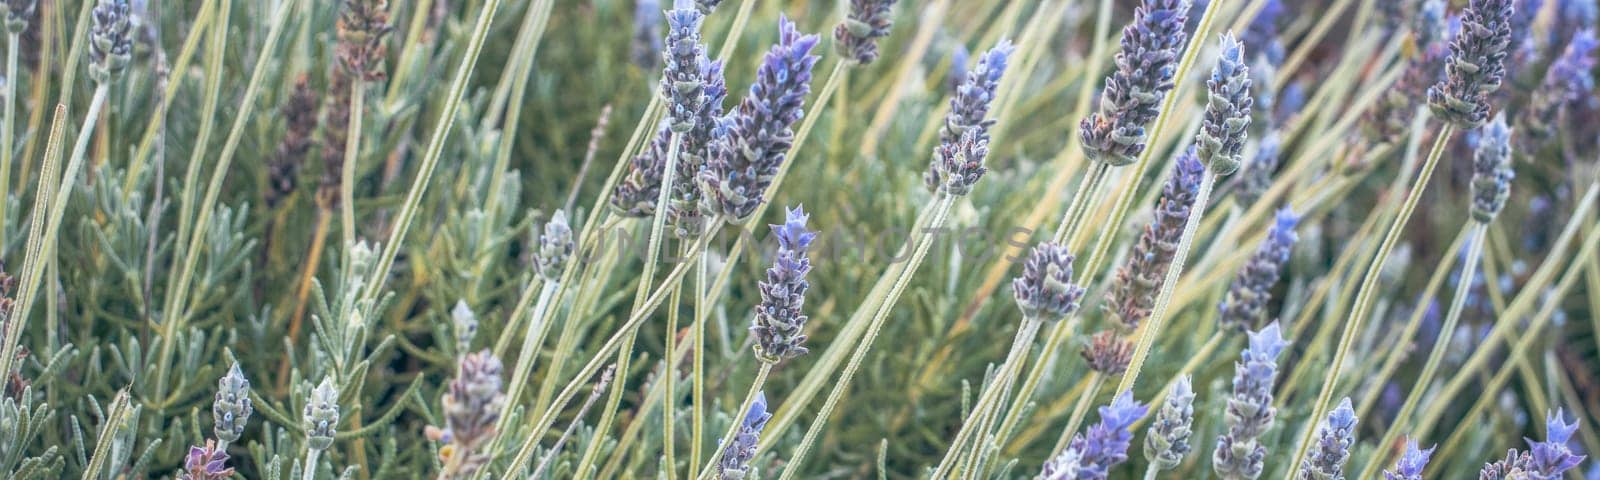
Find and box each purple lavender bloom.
[1275,80,1306,126]
[1521,29,1596,151]
[1079,0,1191,166]
[1470,113,1514,223]
[1106,146,1204,331]
[535,210,574,281]
[88,0,132,83]
[1144,375,1196,470]
[1218,208,1298,332]
[180,441,235,480]
[662,0,710,132]
[1427,0,1515,128]
[1012,241,1087,320]
[1243,0,1286,65]
[436,350,506,475]
[834,0,897,64]
[947,44,969,95]
[1081,330,1134,375]
[1528,408,1586,476]
[924,40,1015,193]
[1235,130,1279,207]
[1298,397,1358,480]
[631,0,663,71]
[717,392,772,479]
[1552,0,1597,53]
[212,362,253,444]
[1383,438,1435,480]
[930,127,993,196]
[698,17,819,222]
[1213,322,1289,480]
[1041,392,1149,479]
[751,206,817,364]
[1197,32,1253,175]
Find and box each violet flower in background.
[751,206,817,364]
[1479,409,1587,479]
[947,43,969,96]
[1235,130,1279,207]
[179,440,235,480]
[1144,375,1196,470]
[1079,0,1191,166]
[1012,241,1087,321]
[699,16,819,222]
[1106,146,1204,331]
[1196,31,1252,175]
[1427,0,1514,128]
[717,392,772,480]
[1383,438,1435,480]
[631,0,663,71]
[1242,0,1285,65]
[1298,397,1357,480]
[1361,0,1450,149]
[1213,322,1289,480]
[834,0,897,65]
[1521,29,1596,151]
[1218,208,1299,332]
[212,362,253,445]
[925,40,1014,193]
[535,210,574,282]
[1470,113,1514,223]
[1040,392,1149,479]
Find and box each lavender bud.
[1082,330,1134,375]
[180,440,235,480]
[1218,208,1299,332]
[1042,392,1149,479]
[1079,0,1192,166]
[536,210,574,281]
[1521,29,1596,150]
[632,0,664,71]
[716,392,771,479]
[1197,32,1253,175]
[304,378,340,451]
[925,40,1015,193]
[834,0,897,64]
[751,206,817,364]
[451,300,478,352]
[699,17,819,222]
[1383,438,1435,480]
[1298,398,1357,480]
[1427,0,1515,128]
[1470,113,1514,223]
[930,127,992,196]
[1235,131,1280,207]
[1527,408,1586,477]
[662,0,709,133]
[1213,322,1289,480]
[1144,375,1196,470]
[438,350,506,475]
[212,362,253,444]
[1,0,34,33]
[1106,147,1204,331]
[88,0,133,84]
[1011,241,1087,320]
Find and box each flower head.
[436,350,506,476]
[212,362,253,444]
[1361,0,1452,148]
[1243,0,1286,65]
[662,0,710,133]
[930,127,993,196]
[88,0,133,83]
[1144,375,1196,470]
[717,392,772,479]
[699,17,819,222]
[1219,208,1299,332]
[925,40,1015,193]
[1298,398,1358,480]
[1,0,34,33]
[180,440,235,480]
[1012,241,1087,320]
[1044,392,1149,479]
[751,206,817,364]
[1213,322,1289,480]
[1197,32,1253,175]
[1470,113,1514,223]
[834,0,897,64]
[335,0,392,81]
[1383,438,1435,480]
[536,210,575,281]
[1427,0,1515,128]
[1521,29,1596,150]
[1106,147,1204,331]
[1082,330,1134,375]
[1080,0,1192,165]
[1527,408,1586,476]
[304,377,340,451]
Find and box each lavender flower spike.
[180,440,235,480]
[1197,32,1253,175]
[1144,375,1196,470]
[1080,0,1192,166]
[1298,397,1357,480]
[436,350,507,476]
[751,206,817,364]
[1,0,34,33]
[925,40,1015,193]
[1382,438,1435,480]
[304,377,340,451]
[88,0,133,84]
[212,362,254,444]
[631,0,663,71]
[717,392,772,479]
[1522,29,1596,150]
[1040,391,1149,480]
[834,0,898,64]
[1470,113,1513,223]
[1213,322,1289,480]
[1106,147,1204,331]
[1082,330,1134,375]
[1427,0,1515,128]
[1218,208,1299,332]
[535,210,575,282]
[1528,408,1586,477]
[698,17,820,222]
[662,0,710,133]
[1012,241,1087,321]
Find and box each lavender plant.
[1214,322,1289,480]
[1079,0,1191,166]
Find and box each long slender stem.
[0,104,63,396]
[302,449,321,480]
[0,32,18,251]
[929,318,1040,478]
[1355,222,1485,480]
[340,78,365,249]
[1114,173,1218,394]
[497,281,560,433]
[690,249,709,471]
[1285,123,1456,477]
[693,363,772,480]
[776,197,954,480]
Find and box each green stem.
[497,281,560,434]
[1114,173,1218,394]
[1285,123,1456,477]
[929,318,1041,478]
[690,249,709,471]
[340,78,365,249]
[0,32,18,252]
[302,449,321,480]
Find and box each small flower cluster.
[631,0,664,71]
[535,210,575,282]
[179,440,235,480]
[1213,322,1289,480]
[1360,0,1451,150]
[1478,409,1586,479]
[1521,29,1596,151]
[1470,114,1514,223]
[304,378,341,452]
[1040,392,1149,479]
[88,0,133,83]
[1218,208,1299,332]
[212,363,254,445]
[834,0,897,64]
[1427,0,1515,128]
[1196,32,1253,175]
[1143,375,1196,470]
[1383,439,1435,480]
[430,350,507,477]
[1080,0,1191,165]
[751,206,817,364]
[1012,241,1087,321]
[1,0,34,33]
[925,40,1014,195]
[335,0,392,82]
[716,392,772,479]
[1106,147,1205,331]
[1081,330,1135,375]
[1297,398,1357,480]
